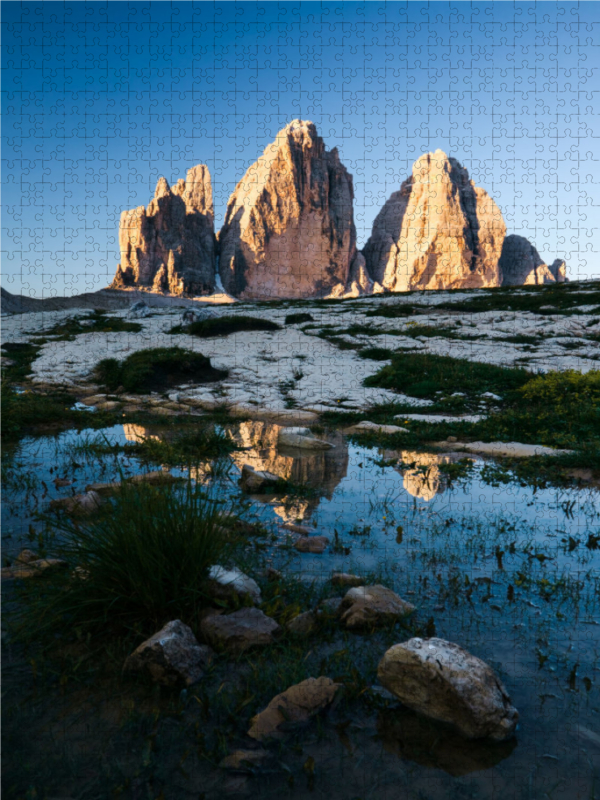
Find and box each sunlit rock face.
[499,235,568,285]
[363,150,506,292]
[226,421,349,521]
[112,165,216,296]
[218,120,365,299]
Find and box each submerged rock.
[1,557,67,580]
[248,676,339,740]
[277,427,332,450]
[239,464,281,493]
[339,585,415,629]
[200,607,280,655]
[124,620,213,686]
[293,535,330,554]
[49,491,102,515]
[363,150,506,291]
[219,749,270,772]
[377,637,519,741]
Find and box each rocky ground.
[2,282,599,416]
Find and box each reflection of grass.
[95,346,228,393]
[170,315,282,337]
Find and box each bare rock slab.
[377,637,519,741]
[49,490,102,515]
[248,676,339,740]
[200,607,280,655]
[340,585,416,630]
[124,620,213,686]
[344,421,407,436]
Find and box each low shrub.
[285,312,314,324]
[94,346,228,393]
[173,315,282,338]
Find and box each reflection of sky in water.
[3,422,599,789]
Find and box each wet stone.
[294,535,330,554]
[200,607,280,655]
[339,585,416,630]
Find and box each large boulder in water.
[112,165,216,296]
[218,120,365,299]
[377,637,519,741]
[363,150,507,291]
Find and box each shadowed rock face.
[499,234,567,285]
[218,120,364,299]
[363,150,507,291]
[112,165,216,296]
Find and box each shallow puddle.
[2,420,599,797]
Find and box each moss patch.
[171,315,282,337]
[94,347,228,393]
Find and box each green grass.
[1,382,79,440]
[285,312,314,324]
[170,315,282,337]
[364,351,530,399]
[94,346,228,393]
[11,477,234,638]
[35,309,142,340]
[435,282,600,316]
[358,347,394,361]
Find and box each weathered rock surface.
[1,556,67,580]
[248,676,339,740]
[219,120,363,300]
[112,165,216,296]
[200,607,280,654]
[124,620,213,686]
[344,421,408,436]
[205,565,262,605]
[85,470,178,495]
[339,585,415,629]
[363,150,506,291]
[499,235,567,286]
[219,749,271,772]
[285,610,319,637]
[377,637,519,741]
[293,535,330,554]
[239,463,281,493]
[331,572,363,588]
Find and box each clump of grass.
[94,346,228,393]
[12,478,233,638]
[365,303,425,319]
[171,315,282,337]
[285,312,314,324]
[1,382,78,439]
[36,309,142,340]
[130,425,235,465]
[1,341,44,382]
[358,347,394,361]
[435,281,600,316]
[364,351,530,399]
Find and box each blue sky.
[2,1,598,297]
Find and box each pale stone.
[112,165,216,296]
[200,607,280,655]
[339,585,415,630]
[363,150,506,291]
[344,421,408,435]
[377,637,519,741]
[124,620,213,686]
[85,470,178,495]
[239,464,281,493]
[285,610,318,636]
[248,676,339,740]
[1,558,67,580]
[277,428,332,450]
[435,440,573,458]
[219,120,361,300]
[206,565,262,605]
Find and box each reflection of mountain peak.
[381,449,463,502]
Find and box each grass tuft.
[171,315,282,337]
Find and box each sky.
[2,0,599,298]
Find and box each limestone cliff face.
[112,165,216,296]
[499,235,568,286]
[362,150,507,292]
[218,120,363,300]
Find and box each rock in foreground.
[124,620,213,686]
[377,637,519,741]
[248,676,339,740]
[239,464,281,493]
[340,585,415,629]
[200,608,280,655]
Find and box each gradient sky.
[2,0,599,298]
